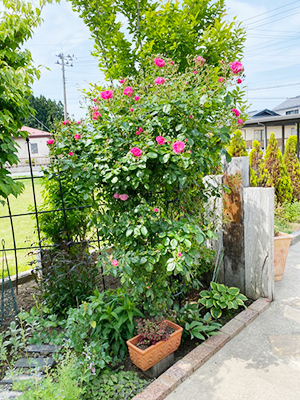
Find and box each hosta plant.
[199,281,247,319]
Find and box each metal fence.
[0,136,106,291]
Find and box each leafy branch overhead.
[68,0,246,80]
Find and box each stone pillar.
[222,157,250,292]
[243,187,274,300]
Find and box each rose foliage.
[45,56,246,312]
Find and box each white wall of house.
[242,125,296,150]
[15,137,49,160]
[276,108,300,116]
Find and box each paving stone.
[0,391,23,400]
[26,345,58,355]
[202,332,230,353]
[14,357,54,370]
[283,305,300,324]
[248,297,270,314]
[220,318,245,338]
[132,380,170,400]
[181,344,213,372]
[269,335,300,356]
[234,308,258,326]
[1,373,42,385]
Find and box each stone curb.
[132,297,270,400]
[291,229,300,245]
[0,269,34,290]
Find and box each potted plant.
[126,318,183,371]
[274,231,292,281]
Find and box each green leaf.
[90,321,96,329]
[147,152,158,159]
[228,287,240,296]
[163,153,170,163]
[211,307,222,319]
[126,228,133,237]
[170,239,178,248]
[141,226,148,236]
[111,176,118,183]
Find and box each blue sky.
[19,0,300,120]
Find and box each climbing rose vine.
[46,55,246,311]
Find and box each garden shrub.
[228,129,248,157]
[259,132,293,203]
[283,135,300,201]
[249,140,263,187]
[35,243,99,314]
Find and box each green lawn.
[0,178,43,277]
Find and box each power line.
[247,8,300,30]
[243,0,300,23]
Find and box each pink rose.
[68,151,73,156]
[167,141,171,144]
[154,77,165,85]
[92,111,101,120]
[185,82,189,85]
[218,77,225,82]
[76,121,81,124]
[154,58,165,67]
[193,70,198,74]
[238,119,244,125]
[123,86,133,97]
[169,61,174,65]
[230,61,244,74]
[237,78,242,84]
[120,79,126,83]
[63,120,70,125]
[189,115,193,119]
[130,108,134,112]
[136,131,140,135]
[100,90,113,99]
[47,139,54,145]
[93,98,97,102]
[138,127,143,133]
[146,285,150,289]
[74,134,81,140]
[154,208,158,213]
[156,136,165,145]
[113,193,120,199]
[178,252,182,257]
[111,259,119,266]
[119,194,129,201]
[92,106,98,111]
[232,108,240,117]
[195,56,205,66]
[130,147,142,157]
[134,96,140,101]
[185,138,188,142]
[173,141,185,154]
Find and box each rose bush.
[44,55,246,311]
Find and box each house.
[242,97,300,156]
[16,126,51,165]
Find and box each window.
[286,109,299,115]
[254,130,263,141]
[291,128,297,135]
[30,143,38,154]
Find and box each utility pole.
[55,53,75,120]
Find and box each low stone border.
[132,297,270,400]
[0,269,34,290]
[291,229,300,245]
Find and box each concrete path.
[165,241,300,400]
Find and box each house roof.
[20,126,50,138]
[244,113,300,127]
[249,109,279,118]
[273,96,300,111]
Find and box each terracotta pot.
[274,232,292,281]
[126,320,183,371]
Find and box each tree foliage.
[249,140,263,187]
[22,95,64,130]
[0,0,60,204]
[283,135,300,201]
[68,0,246,81]
[259,132,293,203]
[228,129,247,157]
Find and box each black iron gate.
[0,136,105,292]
